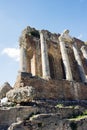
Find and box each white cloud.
[2,48,20,61]
[77,34,83,39]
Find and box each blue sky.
[0,0,87,86]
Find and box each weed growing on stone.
[55,103,64,108]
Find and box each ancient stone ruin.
[18,27,87,82]
[11,26,87,102]
[1,26,87,130]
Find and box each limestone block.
[6,86,35,103]
[0,82,12,99]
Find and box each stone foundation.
[13,72,87,101]
[0,101,87,130]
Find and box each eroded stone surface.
[6,86,35,103]
[13,75,87,101]
[0,101,86,130]
[18,26,87,82]
[0,82,12,99]
[1,27,87,130]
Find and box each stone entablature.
[18,26,87,83]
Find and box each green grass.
[69,115,87,121]
[55,104,79,109]
[69,110,87,121]
[55,104,64,108]
[83,110,87,115]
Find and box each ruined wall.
[19,26,87,82]
[14,73,87,101]
[14,26,87,101]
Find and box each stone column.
[59,37,73,81]
[72,42,86,83]
[31,53,36,76]
[40,31,50,79]
[81,45,87,65]
[20,44,27,72]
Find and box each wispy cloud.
[2,48,20,61]
[77,34,83,39]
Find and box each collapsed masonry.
[13,26,87,101]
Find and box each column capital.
[39,30,46,39]
[39,30,44,34]
[59,29,73,43]
[81,45,87,51]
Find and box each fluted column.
[81,45,87,65]
[40,31,50,79]
[72,42,86,83]
[59,37,73,81]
